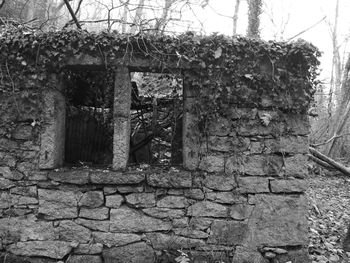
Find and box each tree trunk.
[247,0,262,38]
[130,0,145,34]
[232,0,240,35]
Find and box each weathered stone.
[10,185,37,196]
[103,242,155,263]
[12,125,33,140]
[75,218,110,232]
[103,186,118,195]
[237,120,284,136]
[28,171,48,181]
[273,248,311,263]
[247,194,308,247]
[208,220,248,245]
[110,206,171,232]
[0,217,55,244]
[75,243,103,255]
[190,251,231,263]
[17,162,36,176]
[105,194,123,208]
[270,179,307,193]
[232,246,269,263]
[230,203,253,220]
[0,177,15,189]
[146,233,205,250]
[16,195,38,205]
[198,155,225,172]
[55,220,91,242]
[174,228,209,239]
[167,189,184,195]
[93,232,141,247]
[66,255,102,263]
[79,191,104,208]
[187,201,228,218]
[284,154,308,178]
[208,117,232,136]
[125,193,156,208]
[79,207,109,220]
[238,177,270,193]
[184,189,204,200]
[157,196,188,208]
[48,170,89,185]
[0,166,24,180]
[8,241,72,259]
[0,192,15,209]
[117,185,143,193]
[239,155,284,176]
[206,192,246,204]
[147,171,192,188]
[189,217,213,230]
[142,207,185,219]
[203,174,237,191]
[0,153,16,167]
[38,189,82,219]
[284,114,310,135]
[228,108,258,120]
[172,217,189,228]
[265,136,308,154]
[90,171,145,184]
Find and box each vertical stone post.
[39,74,66,169]
[113,67,131,170]
[182,71,201,170]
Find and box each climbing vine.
[0,28,321,133]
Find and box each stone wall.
[0,94,310,263]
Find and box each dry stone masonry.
[0,31,318,263]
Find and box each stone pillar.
[113,67,131,170]
[182,72,201,170]
[39,74,65,169]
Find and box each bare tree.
[232,0,240,35]
[247,0,262,38]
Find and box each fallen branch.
[309,147,350,175]
[307,154,335,170]
[311,132,350,147]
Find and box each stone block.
[206,192,246,204]
[147,171,192,188]
[110,206,171,232]
[146,233,205,250]
[203,174,237,191]
[238,177,270,193]
[75,219,110,232]
[208,117,232,136]
[55,220,91,243]
[117,185,143,193]
[10,186,37,197]
[184,189,204,200]
[79,207,109,220]
[237,120,284,136]
[227,107,258,120]
[0,166,24,180]
[208,220,248,245]
[284,154,308,178]
[232,246,269,263]
[265,136,309,154]
[247,194,308,247]
[103,242,155,263]
[79,191,104,208]
[270,179,308,193]
[198,155,225,172]
[172,217,189,228]
[189,217,213,230]
[157,196,188,208]
[92,232,141,248]
[12,125,33,140]
[174,228,209,239]
[66,255,102,263]
[90,171,145,184]
[113,118,130,170]
[105,194,123,208]
[230,203,253,220]
[74,243,103,255]
[283,114,310,135]
[142,208,185,219]
[8,241,72,259]
[0,178,15,189]
[126,193,156,208]
[38,189,82,219]
[48,170,89,185]
[187,201,228,218]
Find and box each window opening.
[63,69,114,167]
[129,72,183,166]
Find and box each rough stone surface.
[90,171,145,184]
[142,207,185,219]
[125,193,156,207]
[270,179,307,193]
[103,242,155,263]
[198,155,225,172]
[284,154,308,178]
[147,172,192,188]
[79,207,109,220]
[75,218,110,232]
[0,178,15,189]
[203,174,237,191]
[184,189,204,200]
[187,201,227,217]
[206,192,246,204]
[157,196,188,208]
[208,220,248,245]
[247,194,308,247]
[66,255,102,263]
[74,243,103,255]
[38,189,81,219]
[189,217,213,230]
[79,191,104,208]
[8,241,72,259]
[105,194,123,208]
[238,177,270,193]
[93,232,141,247]
[230,203,254,220]
[146,233,205,250]
[174,228,209,239]
[48,170,89,184]
[55,220,91,242]
[110,206,171,232]
[0,166,24,180]
[232,246,269,263]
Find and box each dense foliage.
[0,28,320,132]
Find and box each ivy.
[0,28,321,134]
